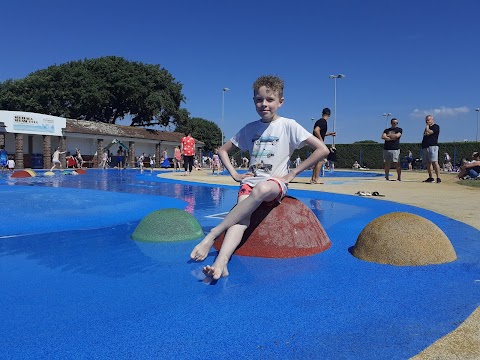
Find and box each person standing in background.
[181,129,196,176]
[173,145,182,172]
[7,155,15,173]
[327,146,336,172]
[295,155,301,168]
[161,149,170,168]
[310,108,336,184]
[407,149,413,170]
[421,115,441,183]
[117,147,124,170]
[149,154,155,173]
[75,148,84,168]
[381,118,402,181]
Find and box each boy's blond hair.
[253,75,284,98]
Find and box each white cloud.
[410,106,469,118]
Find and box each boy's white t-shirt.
[230,117,312,187]
[7,159,15,168]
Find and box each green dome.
[132,208,203,242]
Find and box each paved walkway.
[161,168,479,359]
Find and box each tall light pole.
[221,88,230,146]
[329,74,345,146]
[383,113,392,128]
[476,108,480,142]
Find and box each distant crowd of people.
[1,111,477,186]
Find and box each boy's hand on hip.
[279,172,295,184]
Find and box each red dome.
[214,196,331,258]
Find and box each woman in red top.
[181,130,195,175]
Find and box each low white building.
[0,110,203,169]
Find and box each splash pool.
[0,169,479,359]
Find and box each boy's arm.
[218,141,252,182]
[281,135,329,183]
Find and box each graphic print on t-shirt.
[254,135,279,146]
[249,133,279,175]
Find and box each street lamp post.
[221,88,230,146]
[329,74,345,146]
[383,113,392,128]
[476,108,480,142]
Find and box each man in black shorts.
[310,108,336,183]
[421,115,441,183]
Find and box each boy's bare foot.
[203,257,229,280]
[190,235,215,261]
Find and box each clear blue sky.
[2,0,480,144]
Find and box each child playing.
[149,154,155,173]
[51,147,67,171]
[190,75,329,280]
[212,148,221,175]
[7,156,15,173]
[75,148,84,168]
[138,153,145,172]
[173,146,182,172]
[99,151,108,169]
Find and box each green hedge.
[291,141,480,169]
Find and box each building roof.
[65,119,201,144]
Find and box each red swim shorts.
[237,178,287,206]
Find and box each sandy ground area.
[160,168,479,359]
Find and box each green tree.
[175,117,222,152]
[0,56,188,127]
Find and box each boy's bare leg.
[190,181,281,262]
[190,195,250,261]
[203,220,249,280]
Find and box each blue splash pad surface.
[0,170,479,359]
[0,186,187,236]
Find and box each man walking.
[381,118,402,181]
[310,108,336,184]
[421,115,441,183]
